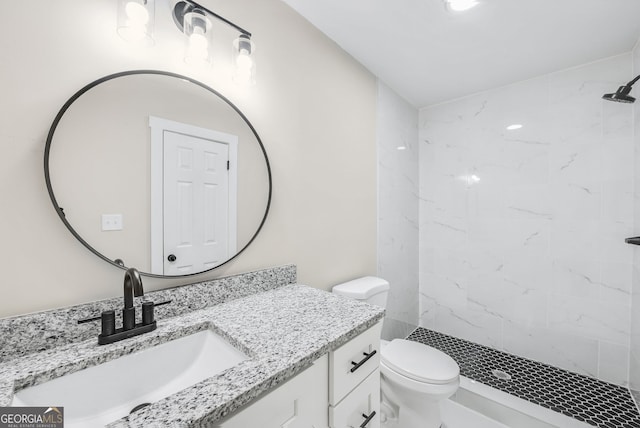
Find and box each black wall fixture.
[602,74,640,103]
[625,237,640,246]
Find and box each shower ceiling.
[281,0,640,108]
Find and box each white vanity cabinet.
[215,321,382,428]
[329,321,382,428]
[216,355,329,428]
[329,370,380,428]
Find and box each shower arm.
[626,74,640,87]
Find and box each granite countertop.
[0,285,385,427]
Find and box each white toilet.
[332,277,460,428]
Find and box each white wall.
[0,0,377,318]
[419,54,635,386]
[376,81,419,336]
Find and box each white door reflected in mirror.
[150,117,238,275]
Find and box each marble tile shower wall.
[377,81,420,335]
[631,38,640,400]
[418,53,635,387]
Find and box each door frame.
[149,115,238,275]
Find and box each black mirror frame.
[43,69,272,278]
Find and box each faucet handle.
[100,310,116,336]
[142,301,154,325]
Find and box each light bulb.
[183,11,212,66]
[125,1,149,25]
[446,0,478,12]
[234,67,252,86]
[187,31,209,61]
[232,36,256,86]
[117,0,153,45]
[236,50,253,72]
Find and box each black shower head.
[603,74,639,103]
[602,85,636,103]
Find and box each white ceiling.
[281,0,640,107]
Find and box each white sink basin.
[12,329,247,428]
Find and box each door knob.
[167,254,177,262]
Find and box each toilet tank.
[332,276,389,308]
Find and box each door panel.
[163,131,230,275]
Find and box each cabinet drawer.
[329,321,382,405]
[330,369,380,428]
[215,355,328,428]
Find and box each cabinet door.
[216,355,329,428]
[330,369,380,428]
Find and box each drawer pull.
[350,350,377,373]
[360,411,376,427]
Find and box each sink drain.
[130,402,151,414]
[491,369,512,381]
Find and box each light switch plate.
[102,214,123,231]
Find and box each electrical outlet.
[102,214,123,231]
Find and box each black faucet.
[123,267,144,330]
[98,268,157,345]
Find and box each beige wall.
[0,0,377,318]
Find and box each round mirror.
[45,70,271,277]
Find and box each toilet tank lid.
[332,276,390,299]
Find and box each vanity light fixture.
[232,34,256,86]
[117,0,155,45]
[182,8,214,66]
[444,0,479,12]
[172,0,256,85]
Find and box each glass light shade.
[232,35,256,87]
[183,10,213,67]
[117,0,154,46]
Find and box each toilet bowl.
[379,339,459,427]
[332,277,460,428]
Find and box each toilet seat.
[381,339,459,384]
[380,359,460,398]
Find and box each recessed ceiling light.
[506,124,523,130]
[458,174,481,185]
[445,0,479,12]
[397,146,407,151]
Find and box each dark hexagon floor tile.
[407,327,640,428]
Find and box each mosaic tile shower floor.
[407,327,640,428]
